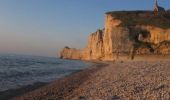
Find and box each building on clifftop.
[154,0,165,14]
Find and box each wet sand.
[4,60,170,100]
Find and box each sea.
[0,54,90,91]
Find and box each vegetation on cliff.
[106,10,170,29]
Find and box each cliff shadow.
[128,27,154,60]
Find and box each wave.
[0,55,89,91]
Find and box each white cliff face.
[60,47,82,60]
[86,30,103,60]
[102,14,130,60]
[60,30,104,60]
[141,26,170,44]
[103,14,122,58]
[60,14,131,61]
[60,13,170,61]
[103,27,130,60]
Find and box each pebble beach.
[11,60,170,100]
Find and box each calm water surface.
[0,55,90,91]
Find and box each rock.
[141,26,170,44]
[85,29,104,60]
[103,27,130,60]
[60,47,82,60]
[60,11,170,61]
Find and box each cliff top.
[106,10,170,29]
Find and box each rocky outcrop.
[60,11,170,61]
[155,41,170,54]
[60,47,82,59]
[60,30,104,60]
[85,29,104,60]
[141,26,170,44]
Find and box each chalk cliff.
[60,11,170,60]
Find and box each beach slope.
[13,61,170,100]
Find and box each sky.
[0,0,169,57]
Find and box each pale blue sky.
[0,0,169,57]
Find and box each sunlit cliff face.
[60,11,170,61]
[141,26,170,44]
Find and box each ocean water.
[0,55,90,91]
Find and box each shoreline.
[5,61,107,100]
[2,59,170,99]
[0,82,48,100]
[13,60,170,99]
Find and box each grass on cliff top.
[106,10,170,29]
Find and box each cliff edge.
[60,10,170,61]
